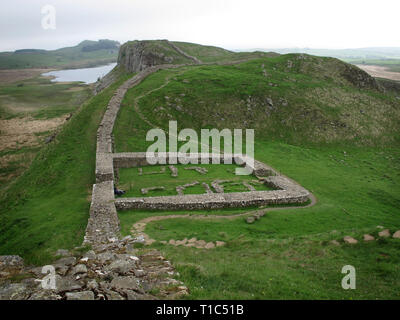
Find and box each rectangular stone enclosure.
[106,152,311,210]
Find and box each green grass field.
[117,163,273,198]
[0,44,399,298]
[113,52,400,299]
[118,142,400,299]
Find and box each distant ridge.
[0,39,120,70]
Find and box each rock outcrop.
[117,40,200,73]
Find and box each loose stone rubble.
[139,167,166,175]
[169,165,178,177]
[184,166,208,175]
[0,58,316,300]
[363,234,375,241]
[160,238,225,249]
[378,229,391,238]
[141,186,165,195]
[0,237,188,300]
[202,182,213,194]
[176,181,199,196]
[343,236,358,244]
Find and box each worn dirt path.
[131,193,317,246]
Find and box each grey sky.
[1,0,399,52]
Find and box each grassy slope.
[172,41,279,63]
[0,71,132,265]
[114,54,400,299]
[118,164,272,198]
[114,54,400,149]
[0,40,119,70]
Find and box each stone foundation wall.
[85,62,312,246]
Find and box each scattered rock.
[343,236,358,244]
[392,230,400,239]
[330,240,340,246]
[0,283,29,300]
[28,290,61,300]
[378,229,391,238]
[55,275,84,293]
[205,242,215,249]
[110,276,140,291]
[55,257,76,267]
[105,260,135,275]
[246,216,255,224]
[0,255,24,277]
[215,241,225,247]
[72,264,88,275]
[141,186,165,195]
[363,234,375,241]
[87,280,98,290]
[66,291,94,300]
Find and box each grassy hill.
[0,66,133,264]
[0,40,399,298]
[113,47,400,299]
[270,47,400,72]
[114,53,400,150]
[0,39,119,70]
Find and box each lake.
[42,63,117,84]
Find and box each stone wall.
[85,60,312,246]
[111,152,310,211]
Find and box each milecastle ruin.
[85,61,312,248]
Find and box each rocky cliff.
[117,40,199,73]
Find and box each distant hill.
[0,39,120,70]
[251,47,400,72]
[118,39,279,72]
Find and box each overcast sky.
[1,0,399,52]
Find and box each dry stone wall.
[86,61,312,246]
[111,152,311,210]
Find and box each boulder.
[330,240,340,246]
[0,283,29,300]
[343,236,358,244]
[393,230,400,239]
[205,242,215,249]
[55,275,84,293]
[378,229,391,238]
[55,257,76,267]
[28,290,61,300]
[363,234,375,241]
[246,217,255,224]
[72,264,87,275]
[82,250,96,261]
[97,252,116,264]
[110,276,140,291]
[66,291,95,300]
[105,260,135,275]
[87,280,98,290]
[0,255,24,277]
